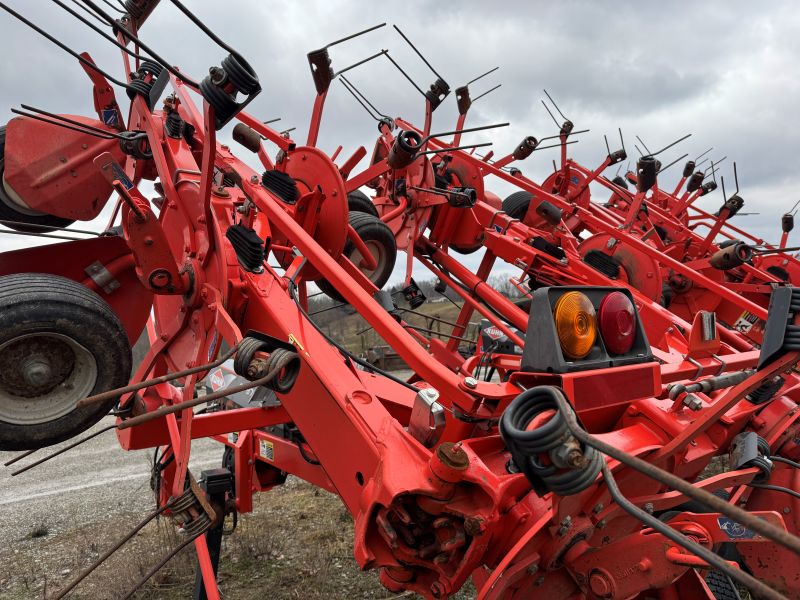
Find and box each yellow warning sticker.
[259,439,274,461]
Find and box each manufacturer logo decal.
[717,517,756,539]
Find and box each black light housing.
[521,286,653,374]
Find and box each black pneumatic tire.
[0,126,75,233]
[347,189,379,217]
[705,570,740,600]
[318,212,397,302]
[502,191,533,221]
[0,273,132,450]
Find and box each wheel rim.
[351,240,387,282]
[0,169,45,217]
[0,332,98,425]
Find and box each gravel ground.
[0,417,221,544]
[0,372,473,599]
[0,418,223,599]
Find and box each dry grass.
[0,478,469,600]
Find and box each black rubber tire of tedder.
[705,570,741,600]
[317,212,396,303]
[0,126,75,233]
[0,273,132,450]
[347,189,379,217]
[502,191,533,221]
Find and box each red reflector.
[599,292,636,354]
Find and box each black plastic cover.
[607,148,627,164]
[455,85,471,115]
[783,213,795,234]
[636,156,658,192]
[425,78,451,110]
[757,286,798,370]
[686,171,704,193]
[226,223,266,272]
[513,137,538,161]
[308,48,334,95]
[530,236,566,261]
[700,181,718,195]
[612,175,629,190]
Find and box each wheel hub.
[0,333,98,425]
[20,356,54,387]
[353,241,385,279]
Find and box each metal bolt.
[526,564,538,575]
[21,357,52,387]
[593,503,604,514]
[558,516,572,536]
[596,519,607,529]
[250,175,259,184]
[589,571,613,598]
[783,507,791,514]
[644,502,654,515]
[464,376,478,389]
[683,394,702,411]
[534,576,545,586]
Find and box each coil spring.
[200,55,260,130]
[199,74,238,125]
[123,0,146,19]
[138,60,163,77]
[500,386,602,496]
[264,348,301,393]
[126,60,163,107]
[233,339,301,393]
[168,487,213,537]
[784,324,800,351]
[127,78,152,100]
[233,337,269,377]
[221,54,260,95]
[746,435,773,483]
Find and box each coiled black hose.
[500,386,602,496]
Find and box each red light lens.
[599,292,636,354]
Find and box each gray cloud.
[0,0,797,274]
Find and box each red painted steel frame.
[2,9,800,598]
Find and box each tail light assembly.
[521,286,653,373]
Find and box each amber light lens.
[599,291,636,354]
[553,292,597,359]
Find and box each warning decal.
[732,311,759,334]
[259,439,274,461]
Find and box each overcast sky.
[1,1,798,283]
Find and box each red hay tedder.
[1,1,800,599]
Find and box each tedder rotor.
[1,2,800,599]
